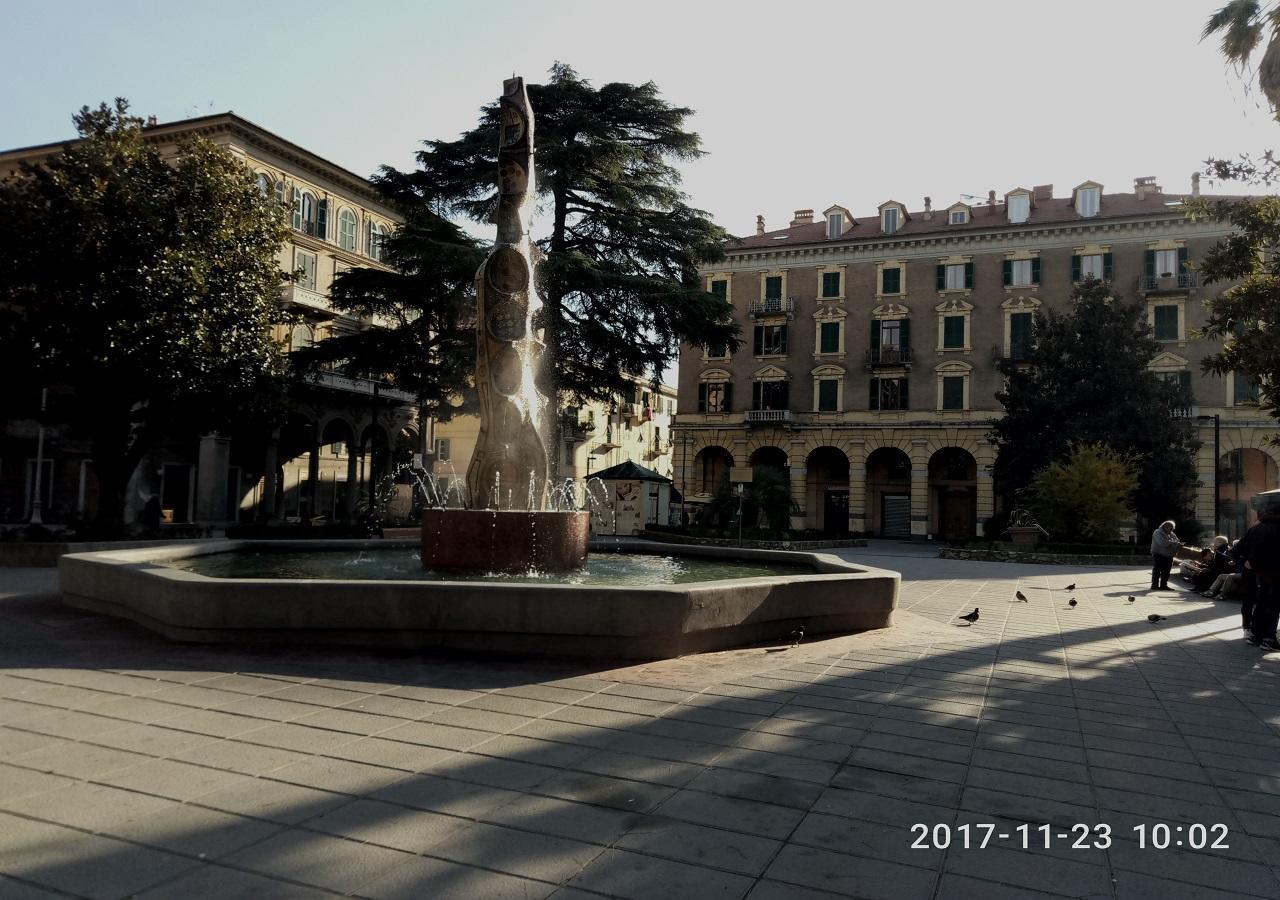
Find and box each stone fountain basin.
[58,539,898,660]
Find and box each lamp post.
[735,483,745,548]
[29,388,48,525]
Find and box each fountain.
[420,76,589,573]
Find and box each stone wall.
[940,547,1148,566]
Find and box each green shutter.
[1103,252,1114,280]
[1177,246,1189,272]
[900,378,909,409]
[943,376,964,410]
[1031,257,1041,284]
[1010,313,1031,357]
[822,272,840,297]
[1153,306,1178,341]
[779,325,788,355]
[936,265,946,291]
[870,319,881,352]
[752,381,762,410]
[779,381,789,409]
[1002,259,1012,286]
[820,322,840,353]
[765,276,782,299]
[753,327,763,356]
[697,383,707,412]
[1071,255,1081,282]
[965,262,974,289]
[1178,370,1192,398]
[944,316,964,348]
[899,317,910,351]
[317,199,328,239]
[723,382,733,412]
[710,280,727,299]
[818,380,838,411]
[869,378,880,410]
[1144,249,1156,278]
[883,267,900,294]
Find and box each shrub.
[1031,442,1138,542]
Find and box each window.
[294,250,317,290]
[817,379,839,411]
[710,279,728,300]
[1233,372,1259,405]
[949,209,969,225]
[1076,188,1100,217]
[292,191,325,237]
[819,321,841,354]
[1009,259,1032,286]
[942,376,965,410]
[1155,370,1193,412]
[821,272,841,298]
[752,380,789,410]
[338,209,358,252]
[753,324,788,356]
[436,438,451,461]
[881,266,902,295]
[880,319,901,349]
[705,340,728,360]
[1009,312,1033,359]
[1073,253,1111,281]
[942,316,965,349]
[698,382,732,413]
[290,323,314,352]
[1007,194,1030,223]
[368,222,387,261]
[869,377,908,410]
[882,207,900,234]
[827,213,844,239]
[256,172,271,197]
[1153,305,1179,341]
[764,275,783,300]
[1154,249,1179,278]
[945,264,966,290]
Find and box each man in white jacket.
[1150,520,1181,591]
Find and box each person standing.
[1236,497,1280,650]
[1150,520,1181,591]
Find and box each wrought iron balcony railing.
[1139,272,1199,292]
[864,347,913,368]
[749,297,795,318]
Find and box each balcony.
[284,284,330,312]
[992,344,1034,365]
[309,371,415,403]
[1138,273,1199,294]
[749,296,795,319]
[745,409,794,424]
[561,414,590,443]
[864,347,913,370]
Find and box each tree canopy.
[376,63,738,404]
[991,278,1199,530]
[0,99,291,527]
[1031,443,1139,542]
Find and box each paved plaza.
[1,544,1278,899]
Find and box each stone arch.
[807,446,850,534]
[865,445,912,537]
[690,446,734,497]
[929,447,978,540]
[1218,445,1280,537]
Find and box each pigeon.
[1015,590,1028,603]
[958,608,980,625]
[1147,613,1166,623]
[1064,583,1076,592]
[1068,598,1078,608]
[789,625,805,647]
[1127,595,1136,603]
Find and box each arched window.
[255,172,271,197]
[290,324,314,352]
[368,222,387,261]
[338,209,358,252]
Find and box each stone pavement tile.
[287,707,405,736]
[536,770,674,813]
[322,736,454,771]
[12,740,147,779]
[682,690,783,717]
[745,879,851,900]
[0,874,69,899]
[512,718,618,751]
[934,874,1079,900]
[299,797,467,852]
[813,785,958,829]
[261,683,370,707]
[942,841,1111,899]
[3,780,178,832]
[0,810,202,899]
[847,746,969,784]
[1218,786,1280,816]
[868,717,974,748]
[376,720,493,752]
[783,693,880,721]
[132,863,340,899]
[568,847,754,900]
[357,855,554,900]
[569,748,703,788]
[483,793,643,844]
[664,704,767,731]
[641,717,746,748]
[577,692,673,717]
[975,731,1086,763]
[146,683,258,709]
[1094,787,1240,828]
[1091,767,1224,803]
[971,748,1089,783]
[171,738,310,775]
[791,810,943,868]
[599,730,730,766]
[966,767,1094,806]
[832,765,962,808]
[192,673,293,695]
[1203,766,1280,795]
[711,746,841,784]
[87,723,217,757]
[107,801,286,859]
[774,702,875,730]
[0,728,61,760]
[269,757,403,794]
[427,752,560,791]
[614,816,781,875]
[753,715,866,747]
[429,705,535,734]
[195,776,352,825]
[547,704,652,732]
[1082,729,1199,759]
[100,757,252,801]
[495,683,595,705]
[686,767,822,810]
[88,694,198,724]
[656,789,804,840]
[382,684,487,706]
[233,722,358,754]
[763,843,936,900]
[220,828,415,893]
[463,691,566,719]
[1111,868,1274,900]
[1107,836,1280,897]
[858,730,972,763]
[157,708,271,738]
[370,773,524,818]
[960,786,1098,828]
[10,708,134,741]
[470,733,598,769]
[0,762,77,801]
[336,692,445,720]
[428,820,604,882]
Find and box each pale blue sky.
[3,0,1278,239]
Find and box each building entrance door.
[823,490,848,534]
[938,490,976,540]
[881,494,910,538]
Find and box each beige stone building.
[0,113,415,527]
[675,179,1279,539]
[431,378,678,508]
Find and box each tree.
[290,205,486,418]
[747,466,792,533]
[991,277,1199,530]
[1203,1,1280,117]
[0,99,291,529]
[378,63,738,405]
[1030,443,1138,542]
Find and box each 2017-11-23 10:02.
[910,822,1229,850]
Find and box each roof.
[592,460,672,483]
[730,190,1242,253]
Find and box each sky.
[4,0,1279,243]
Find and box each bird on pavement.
[1148,614,1166,623]
[1015,590,1028,603]
[789,625,805,647]
[958,608,980,625]
[1064,583,1076,592]
[1127,595,1136,603]
[1068,598,1078,608]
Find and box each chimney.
[790,209,814,226]
[987,190,997,213]
[923,196,933,220]
[1134,176,1161,200]
[756,214,765,236]
[1191,172,1201,197]
[145,115,158,127]
[1032,184,1053,201]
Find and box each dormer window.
[1007,193,1030,224]
[827,212,844,240]
[1076,187,1100,217]
[882,207,900,234]
[949,209,969,225]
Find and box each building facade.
[675,179,1279,539]
[0,113,416,528]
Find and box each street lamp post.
[735,483,745,548]
[29,388,48,525]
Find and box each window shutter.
[1002,259,1012,286]
[1177,246,1189,271]
[697,383,707,412]
[1071,255,1081,282]
[1144,249,1156,278]
[1103,252,1114,280]
[723,382,733,412]
[779,325,788,355]
[1031,257,1041,284]
[936,265,946,291]
[1178,370,1192,396]
[274,181,285,205]
[869,378,880,410]
[964,262,974,289]
[899,317,911,351]
[900,378,909,409]
[753,327,763,356]
[711,280,727,300]
[290,187,300,230]
[779,381,790,410]
[870,319,881,352]
[317,199,328,239]
[944,316,964,348]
